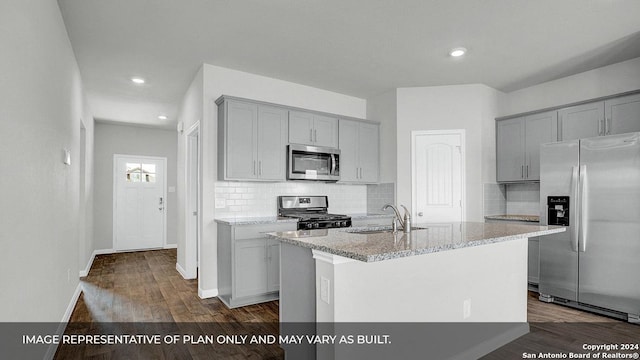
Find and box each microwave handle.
[331,154,336,175]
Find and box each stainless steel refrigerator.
[539,132,640,322]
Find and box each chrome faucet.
[382,204,412,233]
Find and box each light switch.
[63,149,71,165]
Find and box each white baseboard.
[198,287,219,299]
[79,249,114,277]
[164,243,177,249]
[176,262,188,279]
[45,283,83,360]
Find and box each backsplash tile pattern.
[506,183,540,215]
[483,183,507,216]
[214,181,367,218]
[366,183,395,214]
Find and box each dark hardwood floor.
[56,249,639,359]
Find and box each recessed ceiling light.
[131,77,145,84]
[449,47,467,57]
[158,115,168,120]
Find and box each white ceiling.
[58,0,640,129]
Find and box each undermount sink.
[345,226,427,234]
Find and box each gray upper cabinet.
[558,102,604,141]
[289,110,338,148]
[218,98,287,181]
[524,111,558,181]
[496,111,557,182]
[338,119,379,183]
[497,117,526,182]
[605,93,640,135]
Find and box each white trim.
[164,243,177,249]
[79,249,114,277]
[198,287,219,299]
[45,283,83,360]
[175,262,194,279]
[184,122,201,281]
[411,129,466,222]
[312,250,357,265]
[113,154,168,251]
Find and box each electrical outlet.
[215,198,226,208]
[320,277,330,304]
[463,299,471,319]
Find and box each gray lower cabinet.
[338,119,380,183]
[289,110,339,148]
[217,98,288,181]
[496,110,557,182]
[217,222,296,308]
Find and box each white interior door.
[114,155,166,251]
[412,131,464,222]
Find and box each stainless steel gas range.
[277,196,351,230]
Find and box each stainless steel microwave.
[287,144,340,181]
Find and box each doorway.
[113,154,167,251]
[411,130,465,222]
[184,122,200,279]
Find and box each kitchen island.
[268,222,564,359]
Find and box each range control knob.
[313,223,320,228]
[341,221,348,227]
[305,223,313,229]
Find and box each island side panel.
[315,238,528,322]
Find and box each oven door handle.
[331,154,336,175]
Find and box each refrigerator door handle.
[579,165,588,252]
[570,165,579,252]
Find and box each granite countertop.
[484,214,540,223]
[215,213,394,225]
[267,222,564,262]
[347,213,395,219]
[214,217,299,225]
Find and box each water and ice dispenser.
[547,196,570,226]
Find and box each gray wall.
[0,0,94,322]
[94,122,178,250]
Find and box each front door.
[114,155,166,251]
[412,131,464,222]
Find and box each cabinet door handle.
[606,118,611,135]
[526,165,529,179]
[598,119,602,135]
[360,168,363,179]
[314,129,317,142]
[310,129,313,142]
[259,161,262,176]
[253,160,256,175]
[521,165,524,179]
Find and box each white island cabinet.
[269,222,565,360]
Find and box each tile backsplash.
[505,183,540,215]
[483,183,507,216]
[214,181,368,218]
[366,183,395,214]
[483,182,541,216]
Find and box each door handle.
[606,118,611,135]
[253,160,256,175]
[570,166,579,252]
[314,129,317,142]
[598,119,603,136]
[521,165,524,179]
[579,165,588,252]
[310,129,313,142]
[259,161,262,176]
[359,167,363,179]
[525,165,529,179]
[418,212,423,217]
